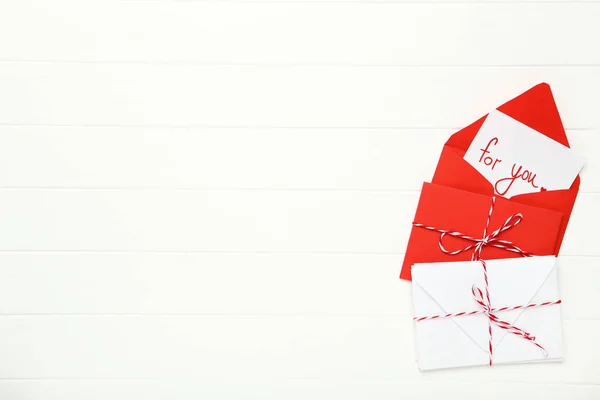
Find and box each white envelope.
[411,256,563,371]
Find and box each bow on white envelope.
[411,256,563,371]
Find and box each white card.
[463,110,585,198]
[411,256,563,371]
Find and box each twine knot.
[414,196,532,261]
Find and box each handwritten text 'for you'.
[479,137,544,196]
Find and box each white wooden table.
[0,1,598,398]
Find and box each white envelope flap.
[412,260,489,355]
[412,257,557,357]
[485,256,558,351]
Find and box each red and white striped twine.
[413,196,533,261]
[413,300,562,322]
[414,260,561,366]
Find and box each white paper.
[411,256,563,371]
[463,110,585,198]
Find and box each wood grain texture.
[0,0,598,398]
[0,2,599,65]
[0,189,596,255]
[0,381,599,400]
[0,316,598,383]
[0,254,595,319]
[0,63,599,129]
[0,127,597,191]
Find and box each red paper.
[400,183,563,280]
[400,83,580,280]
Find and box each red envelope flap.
[498,83,569,147]
[446,83,570,151]
[432,138,494,196]
[401,182,563,280]
[413,182,497,243]
[509,187,578,254]
[486,193,563,257]
[437,82,580,193]
[429,83,580,258]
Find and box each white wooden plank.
[0,2,599,65]
[0,190,596,255]
[0,63,598,129]
[0,253,405,316]
[0,0,595,395]
[0,127,597,191]
[0,189,413,253]
[0,254,594,319]
[0,380,598,400]
[0,316,596,383]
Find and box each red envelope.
[400,182,563,280]
[400,83,580,280]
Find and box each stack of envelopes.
[400,83,585,370]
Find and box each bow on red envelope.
[400,83,580,281]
